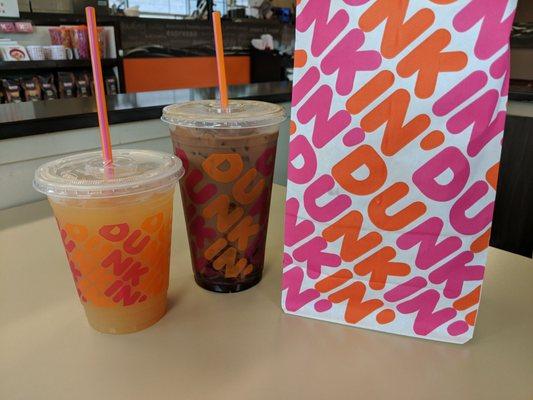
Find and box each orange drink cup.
[162,100,286,292]
[34,149,183,333]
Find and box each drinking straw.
[85,6,113,171]
[212,11,229,111]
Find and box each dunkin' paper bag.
[281,0,517,343]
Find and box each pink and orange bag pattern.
[282,0,517,343]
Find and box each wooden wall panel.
[490,116,533,258]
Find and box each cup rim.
[33,149,184,199]
[161,99,286,130]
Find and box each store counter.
[0,81,292,139]
[123,56,251,93]
[0,185,532,400]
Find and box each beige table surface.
[1,185,532,400]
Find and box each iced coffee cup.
[33,149,184,333]
[162,100,286,293]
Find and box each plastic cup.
[162,100,286,293]
[33,149,184,333]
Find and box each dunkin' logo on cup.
[58,210,171,307]
[183,149,275,278]
[98,222,156,305]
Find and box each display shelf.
[0,59,119,71]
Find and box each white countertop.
[1,185,532,399]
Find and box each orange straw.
[212,11,229,111]
[85,7,113,172]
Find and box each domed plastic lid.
[161,99,286,129]
[34,149,184,199]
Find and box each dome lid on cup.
[34,149,184,199]
[161,99,286,129]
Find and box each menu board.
[119,19,285,51]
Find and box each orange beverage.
[34,149,183,333]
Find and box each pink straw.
[85,7,113,173]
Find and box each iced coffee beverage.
[162,100,285,292]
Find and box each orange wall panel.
[124,56,250,93]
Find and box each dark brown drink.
[162,100,285,292]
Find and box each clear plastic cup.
[33,149,184,333]
[162,100,286,293]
